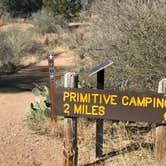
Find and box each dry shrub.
[77,120,155,165]
[67,1,165,164]
[27,117,64,137]
[43,33,60,47]
[38,119,64,137]
[0,27,43,73]
[31,10,67,35]
[69,0,166,91]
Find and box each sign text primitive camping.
[55,87,166,123]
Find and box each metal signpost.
[96,69,104,157]
[87,60,113,157]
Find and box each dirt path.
[0,53,75,166]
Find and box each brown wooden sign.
[55,87,166,123]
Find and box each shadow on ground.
[0,65,72,93]
[84,142,154,166]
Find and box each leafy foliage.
[70,0,166,91]
[1,0,42,17]
[42,0,82,18]
[0,1,6,16]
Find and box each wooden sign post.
[63,73,78,166]
[155,78,166,165]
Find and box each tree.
[42,0,82,18]
[1,0,42,17]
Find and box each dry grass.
[76,120,155,166]
[39,119,64,137]
[27,118,64,138]
[0,19,55,73]
[69,0,166,91]
[0,22,33,32]
[21,55,40,66]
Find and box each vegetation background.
[67,0,166,92]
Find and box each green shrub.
[27,85,64,136]
[70,0,166,91]
[1,0,42,17]
[42,0,82,18]
[0,1,6,17]
[31,10,67,34]
[28,86,51,122]
[0,28,43,73]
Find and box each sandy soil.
[0,53,75,166]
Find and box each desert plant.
[28,85,51,121]
[28,77,64,120]
[0,27,43,73]
[31,10,67,34]
[27,85,64,136]
[70,0,166,91]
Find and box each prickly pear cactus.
[29,85,51,121]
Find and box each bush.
[42,0,82,18]
[0,28,43,73]
[0,1,6,17]
[31,10,67,34]
[1,0,42,17]
[70,0,166,91]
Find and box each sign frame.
[55,87,166,124]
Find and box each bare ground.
[0,53,75,166]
